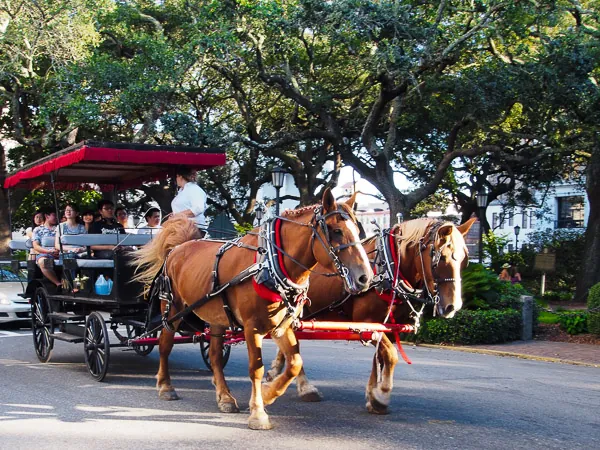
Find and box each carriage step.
[48,312,86,322]
[50,333,84,343]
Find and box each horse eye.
[332,229,343,235]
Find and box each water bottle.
[95,275,109,295]
[106,277,113,295]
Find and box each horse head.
[397,217,476,318]
[310,189,373,294]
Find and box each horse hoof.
[366,400,389,415]
[299,387,323,403]
[248,414,273,430]
[218,401,240,413]
[158,389,179,401]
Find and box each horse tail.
[131,215,201,285]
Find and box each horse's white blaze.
[346,219,371,271]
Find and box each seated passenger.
[32,209,61,290]
[89,199,125,259]
[55,204,87,256]
[55,204,87,292]
[115,206,129,230]
[136,207,162,235]
[26,210,44,260]
[81,209,95,233]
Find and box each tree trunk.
[575,147,600,302]
[0,144,10,257]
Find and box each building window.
[557,196,585,228]
[499,213,505,229]
[492,213,498,229]
[530,212,536,229]
[522,209,528,229]
[508,214,514,227]
[508,243,514,252]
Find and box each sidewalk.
[418,341,600,368]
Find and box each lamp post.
[271,167,286,216]
[477,188,488,264]
[514,224,521,252]
[255,205,264,226]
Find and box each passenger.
[115,207,129,229]
[510,266,522,284]
[136,207,162,235]
[55,204,87,292]
[81,209,95,232]
[89,200,125,259]
[25,210,44,239]
[26,210,44,260]
[171,166,207,235]
[31,209,61,290]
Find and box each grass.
[538,310,561,325]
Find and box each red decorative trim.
[4,146,226,189]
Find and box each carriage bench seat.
[74,259,115,269]
[60,233,153,247]
[8,240,30,251]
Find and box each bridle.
[416,221,465,315]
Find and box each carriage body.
[4,141,226,379]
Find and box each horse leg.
[209,324,239,413]
[365,334,398,415]
[265,349,285,382]
[156,329,179,400]
[268,348,322,402]
[262,327,303,406]
[245,328,272,430]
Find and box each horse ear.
[344,191,358,209]
[321,187,337,213]
[457,217,477,236]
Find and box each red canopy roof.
[4,141,226,191]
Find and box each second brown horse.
[267,217,476,414]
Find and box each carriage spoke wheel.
[32,287,54,363]
[84,312,110,381]
[199,334,231,372]
[126,325,155,357]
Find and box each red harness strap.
[252,218,289,303]
[387,309,412,365]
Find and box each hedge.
[409,309,522,345]
[588,283,600,336]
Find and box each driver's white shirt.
[171,182,207,227]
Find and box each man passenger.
[89,200,125,259]
[136,207,162,235]
[115,207,129,229]
[31,209,61,290]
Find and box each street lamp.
[514,224,521,252]
[255,205,264,226]
[476,188,488,264]
[271,167,286,216]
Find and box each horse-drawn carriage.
[4,141,473,430]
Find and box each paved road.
[0,328,599,450]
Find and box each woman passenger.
[55,204,87,292]
[26,210,44,260]
[82,209,95,232]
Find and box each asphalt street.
[0,327,599,450]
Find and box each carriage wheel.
[199,335,231,371]
[31,287,54,363]
[84,312,110,381]
[126,324,155,357]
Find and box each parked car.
[0,267,30,325]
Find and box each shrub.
[587,283,600,336]
[461,263,502,309]
[558,312,588,335]
[413,309,522,345]
[543,290,573,303]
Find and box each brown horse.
[132,189,373,430]
[267,217,476,414]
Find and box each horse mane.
[394,218,456,248]
[282,202,358,223]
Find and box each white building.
[485,181,589,251]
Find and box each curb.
[412,343,600,368]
